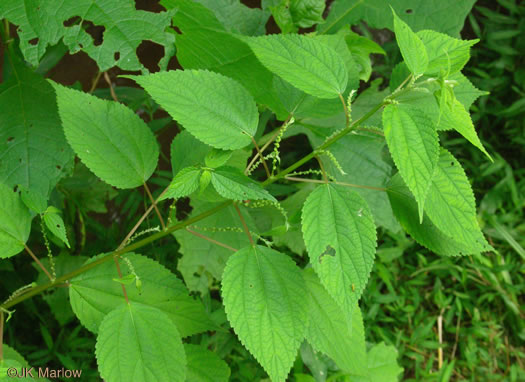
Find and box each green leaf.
[184,344,230,382]
[127,70,258,150]
[43,206,70,248]
[0,0,175,71]
[319,0,476,38]
[418,30,478,76]
[392,9,428,76]
[69,253,214,337]
[160,167,202,201]
[353,343,404,382]
[96,303,186,382]
[302,184,377,314]
[164,0,288,118]
[0,183,32,258]
[387,150,492,256]
[171,130,211,177]
[424,149,491,253]
[53,84,159,189]
[195,0,269,36]
[18,185,47,214]
[382,104,439,221]
[345,31,386,82]
[205,149,233,168]
[222,245,308,382]
[1,345,48,381]
[387,173,474,256]
[289,0,326,28]
[174,201,255,294]
[303,269,367,376]
[0,54,73,199]
[436,95,492,160]
[244,34,348,98]
[211,166,277,202]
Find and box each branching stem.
[144,182,166,231]
[24,244,53,281]
[113,256,129,303]
[250,135,271,178]
[103,72,119,102]
[284,176,386,191]
[234,203,254,246]
[339,93,350,128]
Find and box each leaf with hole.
[302,184,377,314]
[43,206,70,248]
[0,183,32,259]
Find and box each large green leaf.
[392,10,428,76]
[0,55,73,199]
[424,149,491,253]
[127,70,258,150]
[96,303,186,382]
[162,0,288,118]
[222,245,308,382]
[417,30,478,76]
[69,253,214,337]
[0,183,32,258]
[387,173,474,256]
[382,104,439,221]
[302,184,377,314]
[184,344,230,382]
[319,0,476,38]
[53,84,159,189]
[211,166,276,202]
[1,344,49,382]
[244,34,348,98]
[387,150,492,256]
[0,0,175,70]
[303,269,367,376]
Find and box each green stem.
[0,86,398,311]
[1,201,231,310]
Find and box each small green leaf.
[436,94,492,160]
[69,253,215,337]
[171,131,211,177]
[53,83,159,189]
[211,166,277,202]
[112,274,136,285]
[96,303,186,382]
[126,70,258,150]
[184,344,230,382]
[245,34,348,98]
[18,185,47,214]
[355,343,404,382]
[392,9,428,76]
[199,170,213,194]
[0,183,32,258]
[205,149,233,168]
[222,245,308,382]
[160,167,202,201]
[382,104,439,222]
[302,184,377,314]
[303,269,367,376]
[417,30,478,76]
[43,206,70,248]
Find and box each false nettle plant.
[0,0,490,381]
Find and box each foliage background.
[0,0,523,381]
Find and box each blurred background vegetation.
[0,0,523,381]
